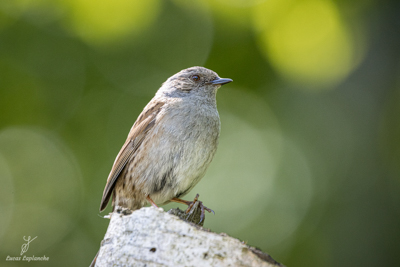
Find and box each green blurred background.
[1,0,399,266]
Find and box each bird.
[99,66,232,220]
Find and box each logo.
[5,236,50,262]
[21,236,37,255]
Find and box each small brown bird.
[99,66,232,220]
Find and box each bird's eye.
[191,75,200,82]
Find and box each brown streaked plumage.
[100,99,165,211]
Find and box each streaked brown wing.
[99,100,165,211]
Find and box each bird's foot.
[146,195,160,208]
[171,194,214,224]
[115,206,133,215]
[185,194,215,223]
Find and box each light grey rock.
[95,207,284,267]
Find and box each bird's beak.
[208,77,233,85]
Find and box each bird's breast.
[145,103,220,203]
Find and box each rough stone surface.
[95,207,284,267]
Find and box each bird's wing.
[99,100,165,211]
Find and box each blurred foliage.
[0,0,400,266]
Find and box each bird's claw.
[185,194,214,223]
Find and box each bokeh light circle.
[62,0,161,47]
[0,127,83,254]
[253,0,362,88]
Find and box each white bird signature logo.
[20,236,37,255]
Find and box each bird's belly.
[145,118,220,204]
